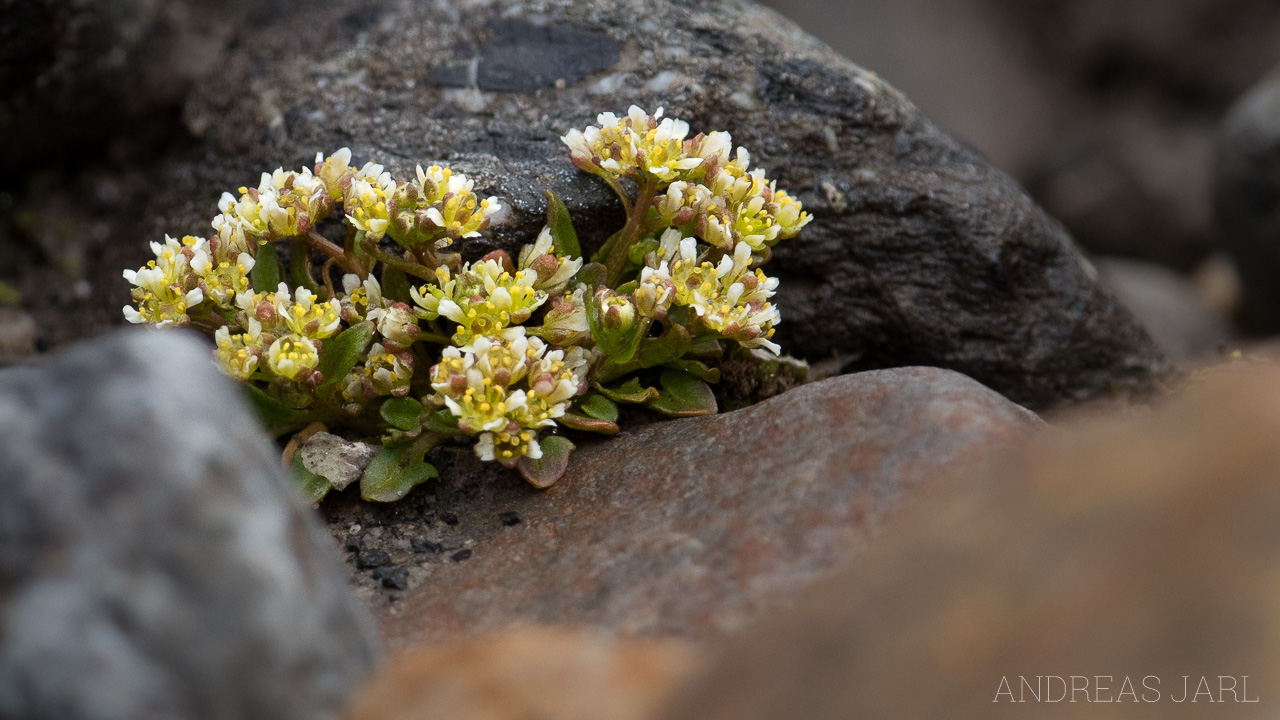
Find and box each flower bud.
[602,295,636,331]
[529,253,559,282]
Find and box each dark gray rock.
[1214,66,1280,334]
[334,367,1041,646]
[0,330,377,720]
[133,0,1166,409]
[0,0,269,176]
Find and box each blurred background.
[760,0,1280,358]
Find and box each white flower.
[276,284,342,339]
[267,334,320,380]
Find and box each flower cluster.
[429,330,592,466]
[563,106,811,255]
[121,107,811,500]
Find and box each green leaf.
[381,265,412,304]
[665,358,721,383]
[423,408,466,436]
[575,261,607,287]
[545,190,582,259]
[593,377,660,404]
[361,443,439,502]
[579,393,619,422]
[638,324,691,368]
[558,412,619,435]
[290,453,332,502]
[289,238,321,294]
[251,242,281,292]
[242,383,313,436]
[317,322,374,389]
[645,369,718,417]
[517,435,575,488]
[686,334,724,358]
[627,236,660,265]
[380,396,423,431]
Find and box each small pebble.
[411,539,441,554]
[344,534,362,552]
[371,566,409,590]
[451,549,473,562]
[356,548,391,569]
[499,511,522,526]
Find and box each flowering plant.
[122,106,810,500]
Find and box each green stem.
[402,429,448,462]
[360,238,436,282]
[416,332,451,345]
[604,177,657,287]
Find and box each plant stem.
[342,226,367,280]
[604,177,657,286]
[604,176,632,218]
[360,238,436,282]
[320,258,338,299]
[306,230,362,276]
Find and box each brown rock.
[660,362,1280,720]
[359,367,1040,646]
[342,626,701,720]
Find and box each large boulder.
[110,0,1171,409]
[323,366,1041,646]
[660,362,1280,720]
[0,330,378,720]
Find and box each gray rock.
[129,0,1169,409]
[0,329,378,720]
[332,366,1041,645]
[1214,66,1280,334]
[301,432,378,492]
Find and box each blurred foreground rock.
[343,626,701,720]
[331,367,1040,645]
[82,0,1172,409]
[661,362,1280,719]
[0,330,377,720]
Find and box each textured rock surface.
[323,366,1040,646]
[0,330,378,719]
[30,0,1169,409]
[1214,66,1280,334]
[343,626,701,720]
[661,363,1280,720]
